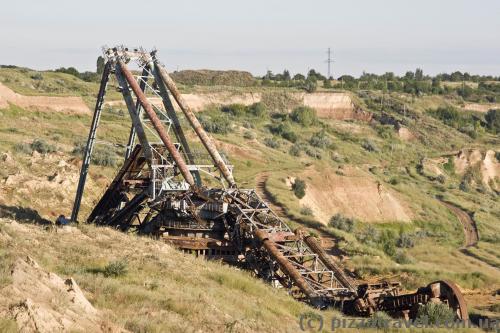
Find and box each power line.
[325,47,334,79]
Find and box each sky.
[1,0,499,77]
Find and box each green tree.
[293,73,305,80]
[415,68,424,81]
[404,71,415,80]
[282,69,291,81]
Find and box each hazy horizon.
[1,0,499,77]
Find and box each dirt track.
[440,201,479,247]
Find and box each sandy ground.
[0,83,90,113]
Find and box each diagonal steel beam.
[124,67,149,161]
[71,62,111,222]
[152,55,236,188]
[147,60,202,186]
[115,65,153,163]
[118,60,196,188]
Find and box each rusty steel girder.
[152,57,236,188]
[117,60,196,188]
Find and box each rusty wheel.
[427,280,469,320]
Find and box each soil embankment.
[0,83,90,113]
[104,91,367,120]
[299,166,412,224]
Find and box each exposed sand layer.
[454,149,499,190]
[104,92,368,120]
[425,149,500,191]
[0,83,90,113]
[463,103,500,113]
[298,166,412,224]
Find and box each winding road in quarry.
[439,200,479,247]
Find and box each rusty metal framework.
[70,46,468,320]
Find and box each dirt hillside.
[299,166,412,224]
[0,83,90,113]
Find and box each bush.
[222,103,247,117]
[248,102,267,118]
[30,139,57,154]
[388,177,399,185]
[289,143,303,157]
[361,139,378,152]
[93,149,117,167]
[281,130,298,143]
[303,78,317,93]
[309,130,332,149]
[30,73,43,80]
[379,230,397,256]
[243,131,255,140]
[103,260,128,277]
[292,179,306,199]
[13,142,33,155]
[485,109,500,133]
[396,232,415,248]
[459,178,470,192]
[14,139,56,156]
[269,122,297,142]
[329,213,354,232]
[356,225,380,246]
[300,205,313,216]
[393,250,414,264]
[72,142,86,156]
[199,114,232,134]
[290,106,317,127]
[430,106,460,126]
[375,125,394,139]
[305,147,322,159]
[436,174,446,184]
[263,137,280,149]
[417,302,456,324]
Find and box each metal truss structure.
[70,46,468,320]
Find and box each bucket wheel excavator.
[68,46,468,320]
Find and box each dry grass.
[0,219,323,332]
